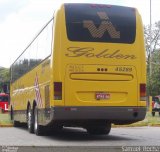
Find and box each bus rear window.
[65,3,136,44]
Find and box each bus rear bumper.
[50,106,146,125]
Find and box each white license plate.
[95,92,110,100]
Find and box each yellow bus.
[10,3,146,135]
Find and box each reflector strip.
[34,74,43,108]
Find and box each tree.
[11,59,41,82]
[144,21,160,95]
[150,49,160,96]
[0,67,10,93]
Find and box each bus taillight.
[54,82,62,100]
[140,83,146,101]
[90,4,111,8]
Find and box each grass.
[0,113,13,127]
[145,112,160,126]
[0,111,160,127]
[114,112,160,127]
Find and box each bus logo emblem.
[83,12,120,39]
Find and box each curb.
[0,124,13,127]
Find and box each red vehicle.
[0,93,9,113]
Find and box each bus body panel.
[10,3,146,128]
[59,4,146,109]
[65,64,138,107]
[10,58,51,123]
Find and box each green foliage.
[0,67,9,82]
[11,59,41,82]
[148,50,160,96]
[147,50,160,96]
[0,67,10,92]
[145,21,160,96]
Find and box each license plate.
[95,92,110,100]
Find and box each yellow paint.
[149,96,153,112]
[10,4,146,115]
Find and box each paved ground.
[0,126,160,152]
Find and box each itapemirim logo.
[83,12,120,39]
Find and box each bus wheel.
[10,106,13,121]
[10,107,21,127]
[34,106,44,136]
[13,120,22,127]
[86,123,111,135]
[152,112,155,117]
[27,105,34,133]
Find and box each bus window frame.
[10,17,54,83]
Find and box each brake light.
[90,4,111,8]
[140,83,146,101]
[54,82,62,100]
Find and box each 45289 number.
[115,67,132,72]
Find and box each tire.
[27,105,34,133]
[152,112,155,117]
[10,107,22,127]
[10,107,13,121]
[13,120,22,127]
[86,123,111,135]
[34,106,44,136]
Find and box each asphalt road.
[0,126,160,152]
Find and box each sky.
[0,0,160,68]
